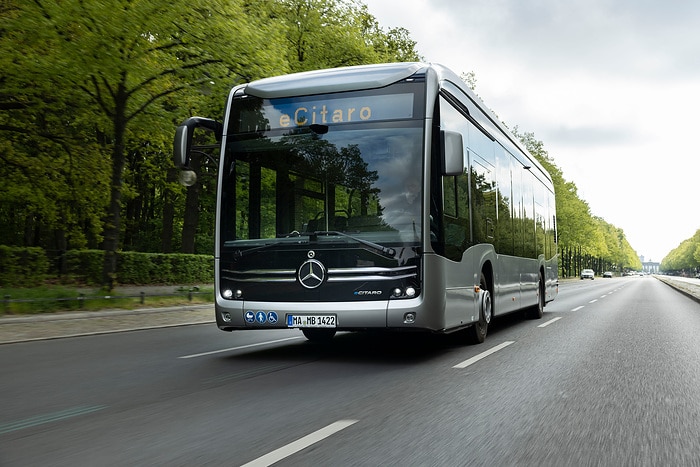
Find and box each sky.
[362,0,700,263]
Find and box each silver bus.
[174,62,558,344]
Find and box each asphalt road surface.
[2,276,700,466]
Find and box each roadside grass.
[0,285,214,315]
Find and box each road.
[2,277,700,465]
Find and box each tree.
[1,0,287,287]
[1,1,109,254]
[661,229,700,273]
[276,0,421,72]
[514,128,641,275]
[1,0,423,283]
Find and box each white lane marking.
[178,336,304,359]
[453,341,515,369]
[600,295,608,298]
[0,405,107,435]
[571,306,585,311]
[538,317,562,328]
[240,419,359,467]
[589,299,598,303]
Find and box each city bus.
[173,62,558,344]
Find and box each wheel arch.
[481,259,494,295]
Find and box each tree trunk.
[181,152,201,254]
[101,86,128,290]
[161,167,178,253]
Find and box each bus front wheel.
[526,273,544,319]
[467,274,492,344]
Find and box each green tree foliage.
[515,129,641,275]
[0,0,421,285]
[661,229,700,273]
[276,0,421,72]
[2,0,289,284]
[1,1,108,251]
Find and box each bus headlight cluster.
[222,289,243,299]
[392,287,417,298]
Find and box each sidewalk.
[0,304,215,345]
[0,285,215,345]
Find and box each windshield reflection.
[221,124,423,248]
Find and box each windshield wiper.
[232,237,308,259]
[231,231,402,261]
[312,231,397,259]
[232,242,278,259]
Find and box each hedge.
[0,246,50,287]
[0,247,214,287]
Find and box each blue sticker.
[256,311,267,324]
[267,311,278,324]
[244,311,255,323]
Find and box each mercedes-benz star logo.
[298,259,326,289]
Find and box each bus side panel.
[494,254,522,315]
[519,257,540,309]
[444,251,479,331]
[429,248,499,331]
[493,254,543,315]
[545,254,559,303]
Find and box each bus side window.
[443,172,469,261]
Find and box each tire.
[302,328,336,342]
[467,273,492,344]
[526,273,544,319]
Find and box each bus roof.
[241,62,551,185]
[244,62,424,99]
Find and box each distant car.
[603,271,613,278]
[580,269,595,280]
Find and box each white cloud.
[363,0,700,262]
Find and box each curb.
[655,277,700,304]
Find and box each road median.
[655,275,700,304]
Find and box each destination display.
[249,93,414,130]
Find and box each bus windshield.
[219,87,425,253]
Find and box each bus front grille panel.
[221,265,417,283]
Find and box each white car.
[580,269,595,280]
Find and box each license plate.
[287,314,337,328]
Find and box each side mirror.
[173,124,191,168]
[441,130,464,176]
[173,117,223,168]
